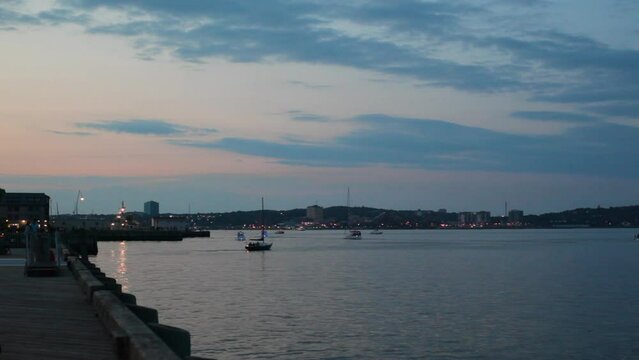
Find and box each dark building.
[144,201,159,217]
[306,205,324,223]
[508,209,524,224]
[0,192,50,229]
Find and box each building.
[508,209,524,225]
[144,201,160,217]
[458,212,475,227]
[52,215,112,230]
[152,216,188,231]
[0,192,50,229]
[475,211,491,225]
[306,205,324,223]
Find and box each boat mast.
[346,187,350,230]
[261,197,265,240]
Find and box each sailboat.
[344,187,362,240]
[245,197,273,251]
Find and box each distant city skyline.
[1,1,638,214]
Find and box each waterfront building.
[52,215,112,230]
[508,209,524,225]
[152,215,189,231]
[458,212,475,227]
[306,205,324,223]
[475,211,491,225]
[0,192,50,229]
[144,200,160,217]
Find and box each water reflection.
[114,241,129,292]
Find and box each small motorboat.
[344,230,362,240]
[236,231,246,241]
[370,229,383,235]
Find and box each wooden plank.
[0,266,118,360]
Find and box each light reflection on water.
[94,229,639,359]
[107,241,129,292]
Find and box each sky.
[1,0,638,215]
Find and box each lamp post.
[73,190,85,215]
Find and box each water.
[94,229,639,359]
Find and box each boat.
[345,230,362,239]
[370,229,383,235]
[295,226,305,231]
[245,198,273,251]
[275,230,285,234]
[236,231,246,241]
[344,187,362,240]
[635,233,639,241]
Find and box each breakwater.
[68,257,208,359]
[66,230,210,242]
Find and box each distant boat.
[344,187,362,240]
[635,233,639,241]
[245,198,273,251]
[370,229,383,235]
[236,231,246,241]
[295,226,305,231]
[275,230,285,234]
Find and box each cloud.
[287,80,331,89]
[476,31,639,116]
[286,110,329,123]
[75,119,216,136]
[3,1,637,117]
[168,113,639,177]
[72,1,638,107]
[49,130,94,136]
[511,111,600,123]
[582,102,639,118]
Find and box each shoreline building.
[152,216,188,231]
[508,209,524,225]
[306,205,324,223]
[475,211,491,226]
[144,201,159,217]
[0,191,50,230]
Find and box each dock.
[0,249,200,360]
[0,262,118,359]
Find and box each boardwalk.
[0,261,118,360]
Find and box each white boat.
[370,229,383,235]
[344,187,362,240]
[236,231,246,241]
[245,198,273,251]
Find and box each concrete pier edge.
[69,257,196,360]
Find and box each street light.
[73,190,85,215]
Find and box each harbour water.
[94,229,639,359]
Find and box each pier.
[1,248,200,359]
[0,260,117,359]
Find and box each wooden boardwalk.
[0,263,118,360]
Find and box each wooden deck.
[0,263,118,360]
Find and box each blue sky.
[0,0,638,214]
